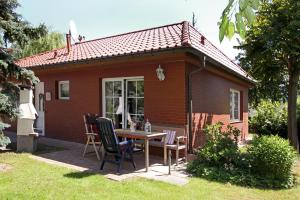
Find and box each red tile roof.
[16,21,253,82]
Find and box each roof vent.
[53,50,58,58]
[200,36,205,45]
[66,32,71,53]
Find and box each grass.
[0,153,300,200]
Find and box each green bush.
[197,122,240,168]
[0,122,11,148]
[247,135,297,188]
[187,122,298,189]
[249,100,287,138]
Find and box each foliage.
[219,0,259,41]
[0,0,45,131]
[14,32,65,59]
[248,135,297,188]
[237,0,300,151]
[0,0,47,48]
[188,122,298,189]
[249,100,288,138]
[0,122,11,147]
[197,122,241,168]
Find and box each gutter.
[187,55,206,153]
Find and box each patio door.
[103,77,144,129]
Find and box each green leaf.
[244,6,255,24]
[227,22,235,39]
[235,13,246,38]
[219,16,229,42]
[0,60,8,69]
[223,0,235,15]
[250,0,259,10]
[239,0,249,11]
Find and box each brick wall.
[37,60,186,143]
[189,65,249,148]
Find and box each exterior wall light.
[156,65,165,81]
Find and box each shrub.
[0,122,11,148]
[247,135,297,188]
[187,122,298,189]
[196,122,241,168]
[249,100,287,138]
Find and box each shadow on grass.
[63,171,97,179]
[6,142,67,154]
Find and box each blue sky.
[18,0,240,60]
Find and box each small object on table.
[144,119,151,133]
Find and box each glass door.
[125,79,144,130]
[103,79,123,129]
[103,78,144,130]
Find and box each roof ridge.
[72,21,184,46]
[188,25,249,76]
[181,21,191,47]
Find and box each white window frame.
[230,89,240,122]
[58,80,70,100]
[102,76,144,129]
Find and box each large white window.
[230,89,240,122]
[58,81,70,100]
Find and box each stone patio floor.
[5,131,189,186]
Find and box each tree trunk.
[287,69,300,152]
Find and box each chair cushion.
[162,130,176,145]
[118,140,133,152]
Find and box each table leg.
[164,135,167,165]
[145,138,149,172]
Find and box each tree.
[0,0,47,131]
[14,32,65,59]
[222,0,300,151]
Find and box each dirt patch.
[0,163,12,172]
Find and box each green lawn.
[0,153,299,200]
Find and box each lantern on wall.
[156,64,165,81]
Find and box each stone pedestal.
[17,133,38,153]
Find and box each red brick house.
[16,21,254,151]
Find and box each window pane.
[105,82,113,96]
[60,82,69,98]
[136,81,144,97]
[127,98,136,114]
[114,81,122,97]
[105,113,113,120]
[234,92,239,120]
[230,91,233,120]
[127,81,136,97]
[105,97,113,113]
[113,97,120,113]
[137,98,144,114]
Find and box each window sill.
[229,120,242,124]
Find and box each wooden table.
[115,129,167,172]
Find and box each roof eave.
[186,47,256,85]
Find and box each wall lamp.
[156,64,165,81]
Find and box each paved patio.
[5,131,189,186]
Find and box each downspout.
[188,55,206,153]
